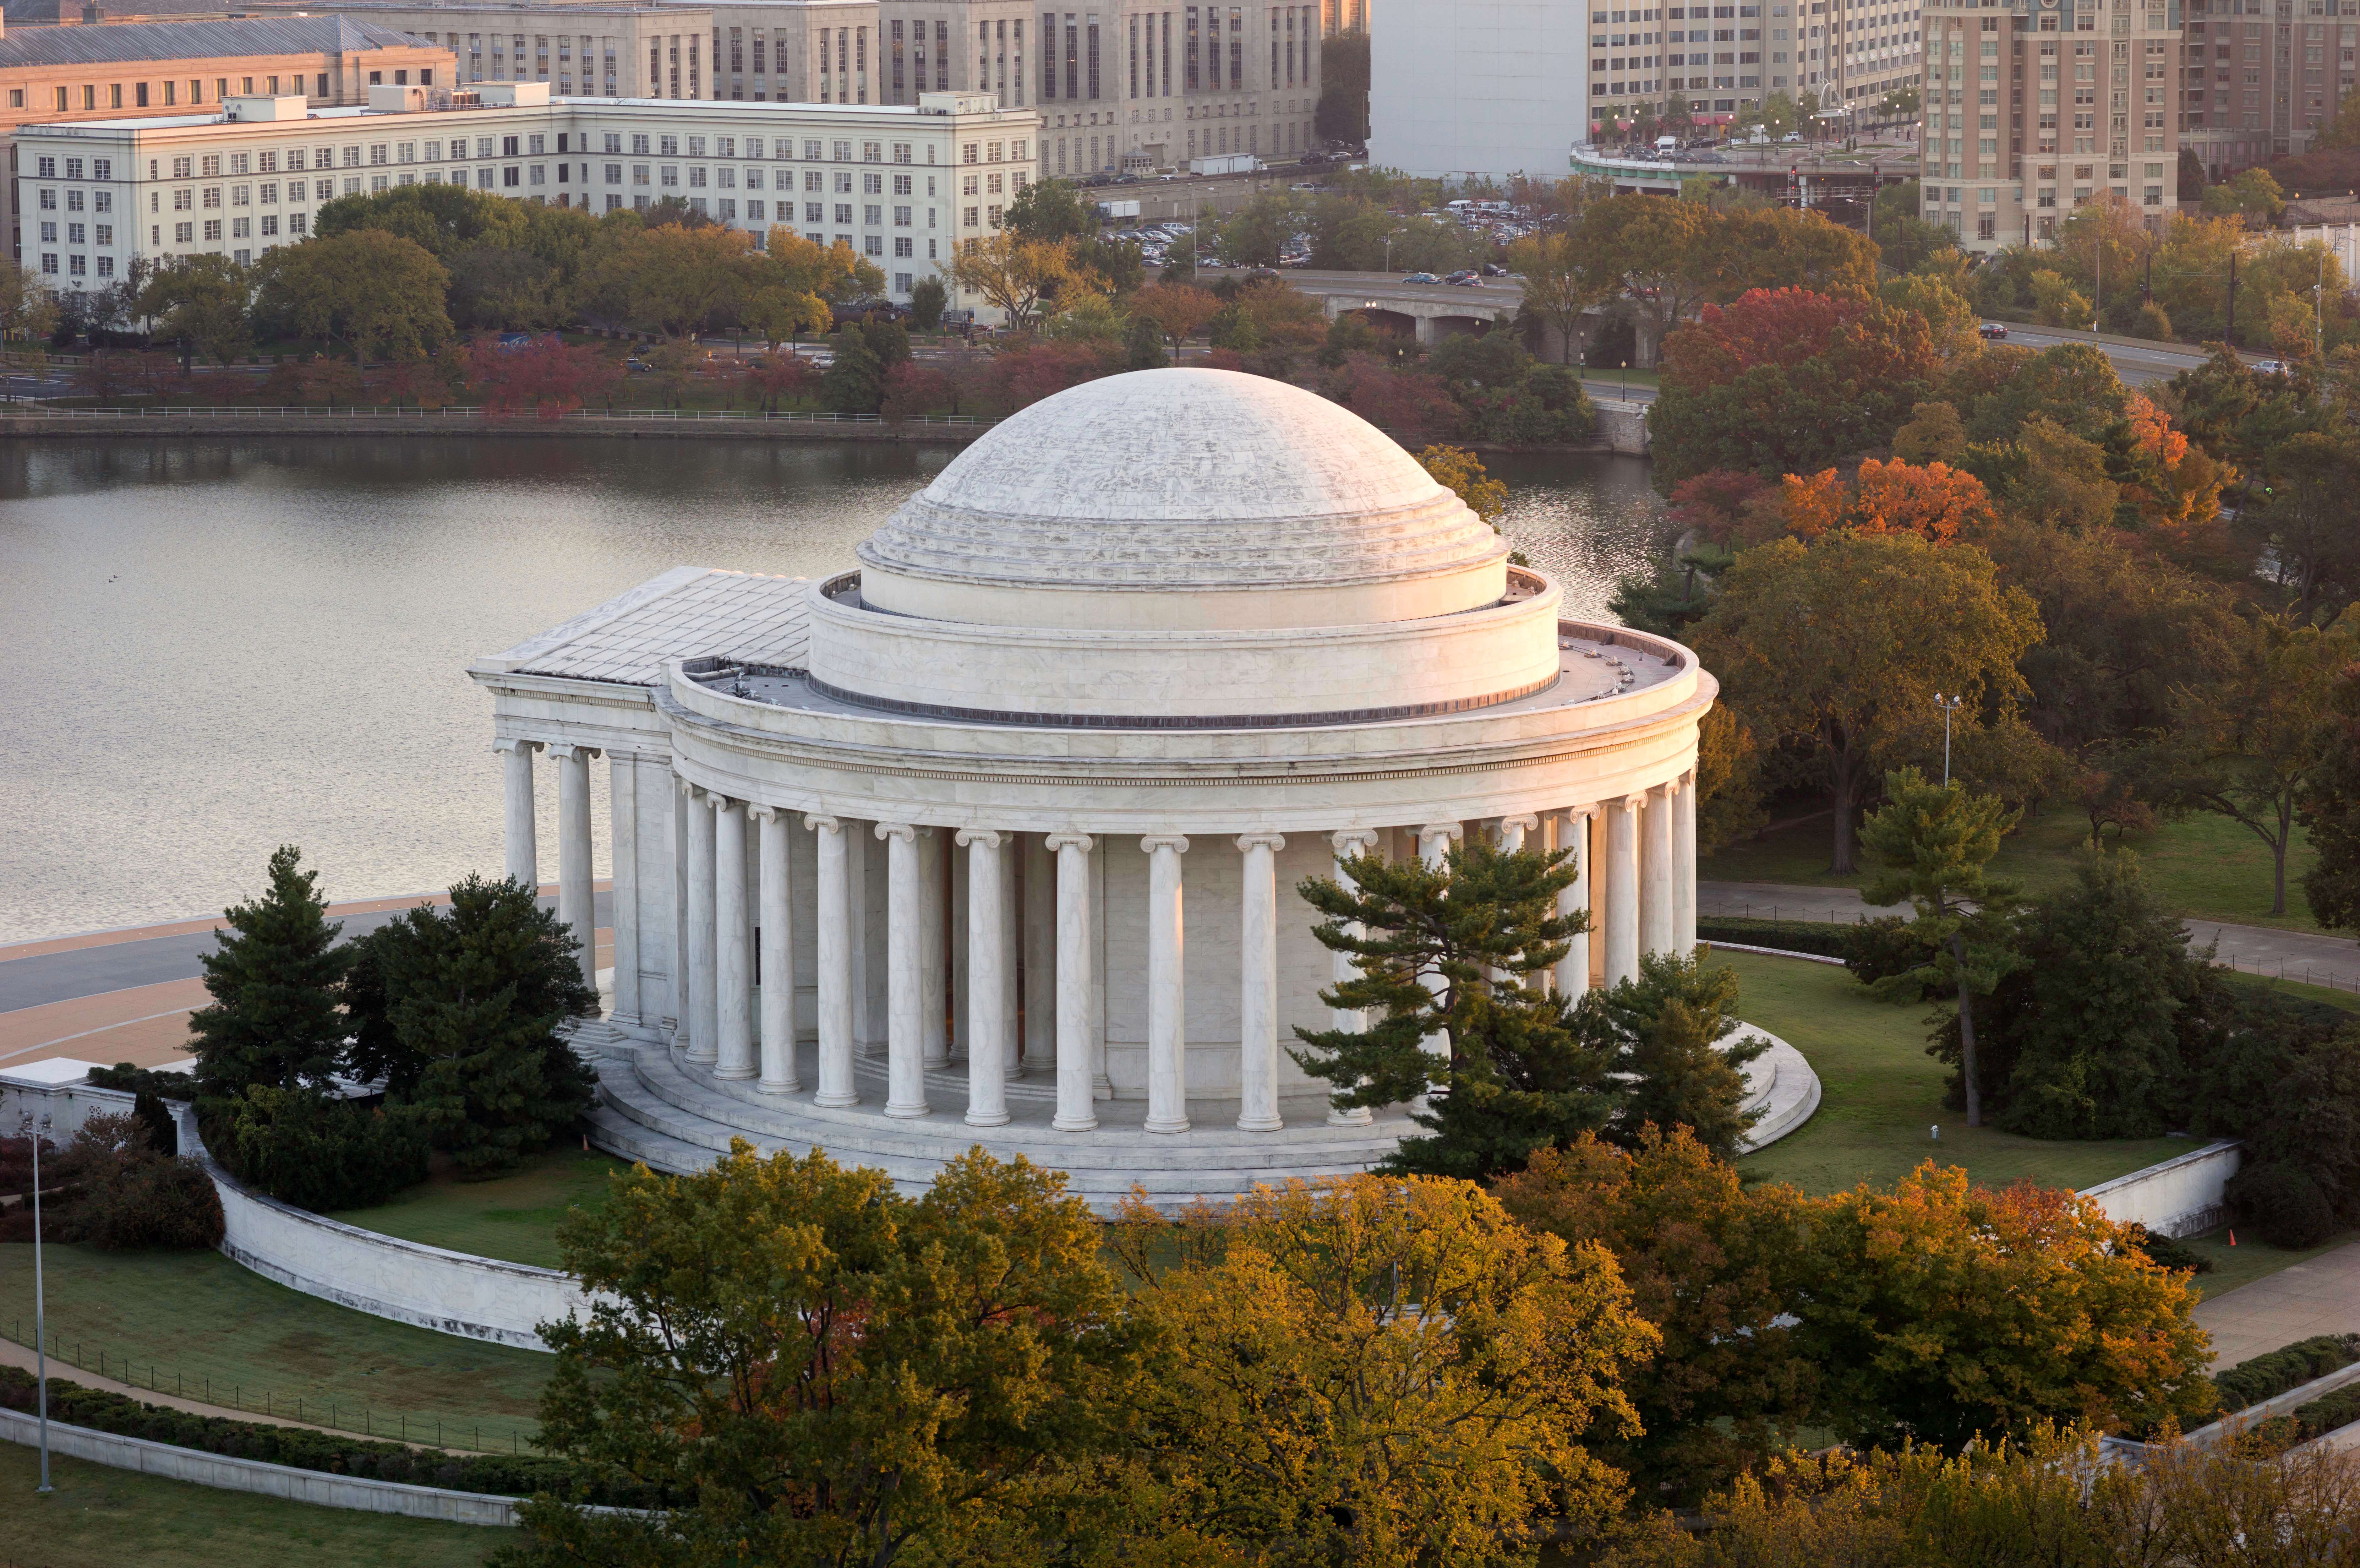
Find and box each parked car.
[1481,261,1509,276]
[2254,357,2291,376]
[1978,322,2009,340]
[1402,271,1441,284]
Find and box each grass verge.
[0,1441,497,1567]
[2179,1227,2360,1303]
[1702,804,2323,933]
[326,1150,629,1270]
[1723,950,2189,1194]
[0,1245,550,1453]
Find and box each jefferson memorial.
[471,368,1718,1209]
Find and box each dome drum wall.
[804,572,1570,724]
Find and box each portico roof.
[473,566,810,686]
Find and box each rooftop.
[477,566,812,687]
[0,15,430,69]
[23,91,1026,133]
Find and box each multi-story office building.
[1918,0,2180,256]
[14,84,1034,308]
[2180,0,2358,178]
[0,16,452,260]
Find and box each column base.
[1236,1113,1284,1133]
[757,1077,800,1095]
[713,1066,758,1082]
[884,1100,931,1119]
[964,1109,1012,1128]
[684,1048,720,1067]
[1327,1106,1376,1127]
[1144,1115,1191,1134]
[813,1090,861,1109]
[1051,1111,1099,1132]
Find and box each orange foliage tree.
[1778,458,1993,543]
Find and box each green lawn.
[2178,1226,2360,1303]
[1702,805,2323,933]
[0,1442,497,1568]
[0,1246,551,1453]
[326,1151,630,1270]
[1724,951,2191,1194]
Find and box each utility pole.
[2227,246,2238,345]
[21,1111,52,1494]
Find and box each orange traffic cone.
[2229,1230,2238,1246]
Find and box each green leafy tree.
[218,1084,428,1211]
[254,230,454,363]
[1292,839,1617,1179]
[508,1143,1147,1568]
[906,274,947,330]
[2201,165,2287,223]
[314,182,527,259]
[1313,27,1370,143]
[1002,175,1098,244]
[136,253,252,364]
[1583,951,1765,1160]
[1857,767,2019,1129]
[820,324,885,413]
[188,846,348,1107]
[0,258,58,344]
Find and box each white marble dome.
[855,368,1510,631]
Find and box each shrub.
[1694,916,1854,960]
[0,1367,669,1507]
[1840,913,1946,994]
[2211,1333,2360,1412]
[214,1085,428,1211]
[2228,1160,2340,1250]
[78,1157,223,1250]
[2129,1225,2212,1276]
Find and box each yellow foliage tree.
[1418,443,1509,521]
[947,232,1077,331]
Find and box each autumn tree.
[136,253,253,364]
[1778,457,1991,542]
[1495,1130,1819,1501]
[0,257,58,344]
[1577,194,1721,363]
[1417,443,1507,521]
[1123,280,1217,355]
[515,1143,1148,1567]
[947,232,1076,331]
[1691,532,2044,873]
[255,230,453,362]
[1507,230,1605,364]
[465,338,621,419]
[1795,1163,2214,1451]
[1109,1174,1658,1559]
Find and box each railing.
[0,403,998,427]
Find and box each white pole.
[24,1112,52,1493]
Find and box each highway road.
[1974,322,2212,385]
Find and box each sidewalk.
[0,1336,447,1447]
[2193,1242,2360,1368]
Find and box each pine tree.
[380,873,597,1175]
[1292,839,1618,1179]
[1588,952,1765,1161]
[188,845,348,1106]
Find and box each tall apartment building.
[0,16,452,260]
[2181,0,2358,178]
[1919,0,2180,257]
[14,83,1035,305]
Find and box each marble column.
[712,796,755,1081]
[1327,829,1380,1127]
[684,786,718,1065]
[1417,822,1462,1082]
[1046,832,1097,1131]
[1606,797,1641,988]
[753,807,797,1093]
[609,756,641,1029]
[1640,783,1675,959]
[552,744,598,988]
[998,833,1020,1077]
[1142,834,1190,1135]
[1674,772,1698,952]
[919,826,948,1067]
[1021,834,1053,1074]
[1495,815,1539,988]
[808,815,857,1107]
[497,738,538,890]
[1555,808,1593,999]
[844,824,870,1060]
[878,823,928,1118]
[958,829,1010,1127]
[672,775,691,1043]
[1236,833,1286,1133]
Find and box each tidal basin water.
[0,438,1667,944]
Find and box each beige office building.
[1918,0,2180,256]
[2180,0,2359,178]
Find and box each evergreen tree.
[1585,952,1765,1161]
[187,845,348,1107]
[1292,839,1618,1179]
[1122,311,1166,370]
[819,327,884,413]
[1857,767,2019,1127]
[373,874,598,1175]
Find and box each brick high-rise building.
[2180,0,2358,180]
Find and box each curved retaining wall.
[0,1407,522,1525]
[2077,1138,2244,1239]
[169,1104,591,1352]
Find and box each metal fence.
[4,1318,539,1454]
[0,403,997,427]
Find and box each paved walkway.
[2193,1243,2360,1369]
[1700,880,2360,995]
[0,1336,449,1446]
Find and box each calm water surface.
[0,438,1666,943]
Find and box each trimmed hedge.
[1696,917,1853,960]
[2291,1383,2360,1441]
[0,1367,670,1508]
[2211,1333,2360,1414]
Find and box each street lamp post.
[19,1111,53,1494]
[1935,693,1964,785]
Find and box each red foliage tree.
[879,361,956,422]
[747,354,818,414]
[982,340,1120,413]
[467,338,624,420]
[1331,353,1465,444]
[1662,287,1869,390]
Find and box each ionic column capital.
[1234,832,1287,852]
[706,791,737,813]
[1563,803,1598,822]
[544,742,600,762]
[492,737,541,755]
[1331,827,1381,857]
[874,820,917,844]
[1499,814,1541,836]
[1417,821,1465,843]
[1616,794,1645,817]
[1140,833,1191,855]
[955,827,1005,849]
[805,813,844,835]
[1044,830,1095,853]
[748,804,783,825]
